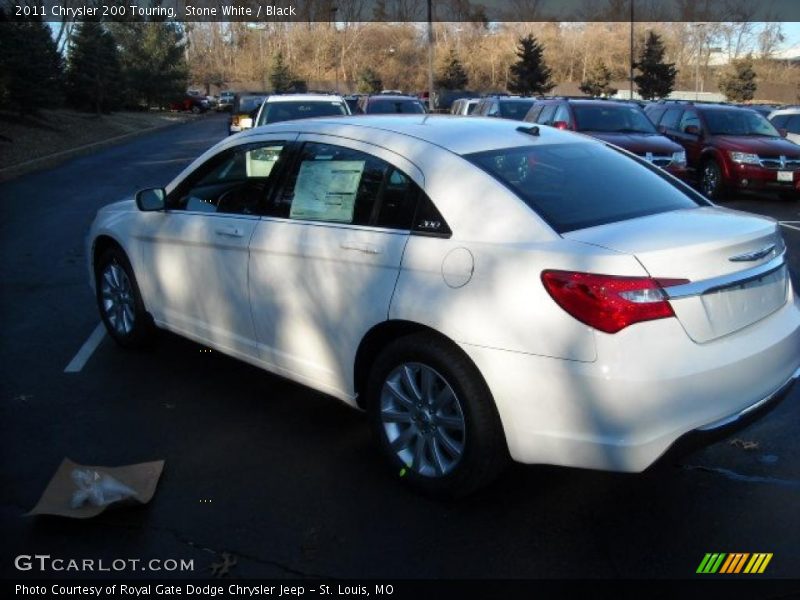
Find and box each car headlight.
[729,151,760,165]
[672,151,687,167]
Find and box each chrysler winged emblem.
[729,245,776,262]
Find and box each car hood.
[585,131,682,154]
[710,135,800,156]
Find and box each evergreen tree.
[269,52,294,93]
[356,67,382,94]
[718,56,758,102]
[67,21,124,113]
[111,22,189,109]
[435,47,469,90]
[0,9,63,114]
[579,60,618,97]
[633,31,677,100]
[507,34,555,96]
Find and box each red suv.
[645,101,800,200]
[524,99,689,180]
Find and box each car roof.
[236,115,591,156]
[367,95,421,101]
[266,94,345,103]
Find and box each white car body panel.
[87,116,800,474]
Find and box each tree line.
[0,10,188,115]
[187,21,795,102]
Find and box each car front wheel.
[367,333,508,497]
[95,246,155,348]
[701,160,725,199]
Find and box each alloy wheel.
[379,362,466,478]
[100,262,136,336]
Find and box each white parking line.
[779,222,800,233]
[64,323,106,373]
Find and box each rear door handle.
[215,226,244,238]
[340,241,381,255]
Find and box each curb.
[0,113,208,184]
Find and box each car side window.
[770,114,789,128]
[659,108,683,131]
[169,142,288,215]
[678,110,701,133]
[553,104,571,125]
[537,104,557,125]
[524,105,543,123]
[486,101,499,116]
[784,115,800,134]
[274,142,421,230]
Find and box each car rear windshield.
[368,99,426,114]
[466,143,704,233]
[573,104,657,133]
[258,101,348,125]
[499,100,536,120]
[238,97,266,113]
[702,109,780,137]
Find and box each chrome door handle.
[340,241,381,255]
[215,226,244,237]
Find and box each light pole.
[427,0,434,112]
[331,6,339,93]
[629,0,634,100]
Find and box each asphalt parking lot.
[1,113,799,580]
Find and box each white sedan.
[87,116,800,495]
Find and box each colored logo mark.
[696,553,773,574]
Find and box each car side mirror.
[135,188,166,212]
[552,120,569,130]
[779,128,788,138]
[684,124,700,136]
[657,125,667,134]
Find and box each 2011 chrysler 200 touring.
[87,116,800,495]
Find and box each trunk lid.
[564,207,788,342]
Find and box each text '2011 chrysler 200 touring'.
[87,116,800,496]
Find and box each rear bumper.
[461,293,800,472]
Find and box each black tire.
[700,159,726,200]
[366,332,508,497]
[95,246,155,349]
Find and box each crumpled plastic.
[70,468,138,509]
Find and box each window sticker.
[289,160,365,222]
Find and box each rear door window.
[659,108,683,131]
[537,104,557,125]
[466,143,705,233]
[274,142,422,230]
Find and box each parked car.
[769,106,800,145]
[434,89,480,112]
[450,98,480,115]
[254,94,350,126]
[645,101,800,200]
[169,95,209,114]
[229,93,268,135]
[473,96,537,121]
[217,91,235,112]
[87,116,800,496]
[524,98,688,180]
[356,95,426,114]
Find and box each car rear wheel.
[701,160,725,200]
[191,105,201,114]
[366,332,508,497]
[95,246,155,348]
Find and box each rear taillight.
[541,270,688,334]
